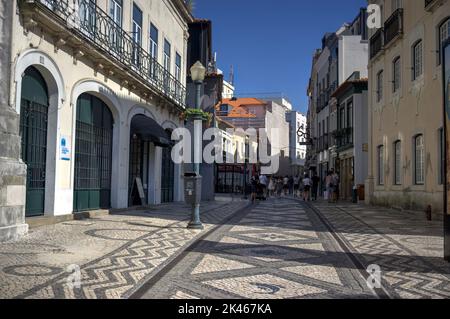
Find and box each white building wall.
[339,36,369,84]
[10,0,190,216]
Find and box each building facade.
[1,0,194,240]
[332,73,369,200]
[216,97,291,176]
[307,8,369,195]
[286,111,307,176]
[366,0,450,213]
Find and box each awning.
[130,115,172,147]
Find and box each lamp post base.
[187,221,204,230]
[187,204,203,230]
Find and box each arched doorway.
[19,66,49,217]
[161,129,175,203]
[73,93,114,212]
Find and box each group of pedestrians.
[250,172,322,203]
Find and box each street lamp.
[187,61,206,230]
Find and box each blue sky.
[194,0,367,113]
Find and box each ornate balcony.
[19,0,186,109]
[333,127,353,151]
[425,0,443,11]
[384,9,403,47]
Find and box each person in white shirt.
[302,174,311,201]
[259,174,268,198]
[293,175,300,197]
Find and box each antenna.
[229,65,234,86]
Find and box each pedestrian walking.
[311,173,320,201]
[332,170,340,203]
[268,177,275,198]
[259,174,268,199]
[325,171,333,203]
[276,177,283,198]
[293,175,300,198]
[288,176,294,195]
[283,176,289,196]
[250,176,258,204]
[302,174,311,201]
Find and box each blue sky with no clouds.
[194,0,368,113]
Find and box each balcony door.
[132,3,143,66]
[79,0,97,39]
[109,0,123,53]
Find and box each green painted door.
[19,66,49,217]
[74,93,113,212]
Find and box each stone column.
[0,1,28,241]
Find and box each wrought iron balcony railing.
[384,9,403,47]
[370,28,384,59]
[425,0,441,11]
[333,127,353,150]
[20,0,186,108]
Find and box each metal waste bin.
[184,172,202,205]
[352,185,358,203]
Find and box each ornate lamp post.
[187,61,206,229]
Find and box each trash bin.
[184,172,202,206]
[352,185,358,203]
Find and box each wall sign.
[60,135,71,161]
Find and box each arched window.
[439,18,450,65]
[414,135,425,185]
[412,40,423,80]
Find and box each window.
[376,70,383,102]
[394,141,401,185]
[439,18,450,65]
[132,3,143,66]
[109,0,122,26]
[378,145,385,185]
[164,39,171,72]
[439,128,445,185]
[175,53,182,81]
[149,24,158,60]
[414,135,425,185]
[109,0,122,51]
[339,107,345,130]
[413,40,423,80]
[347,101,353,144]
[393,57,401,93]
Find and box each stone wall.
[0,0,28,241]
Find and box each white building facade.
[5,0,193,222]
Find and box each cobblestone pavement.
[309,201,450,298]
[0,201,249,299]
[136,198,450,299]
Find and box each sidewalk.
[306,200,450,298]
[0,200,249,299]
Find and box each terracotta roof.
[215,97,266,119]
[222,98,266,107]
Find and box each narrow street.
[134,198,450,299]
[1,198,450,299]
